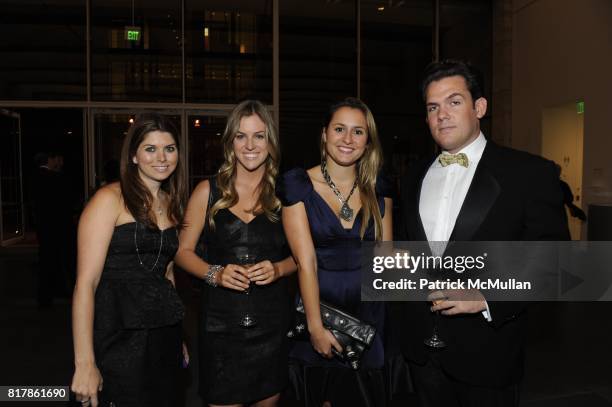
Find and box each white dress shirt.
[420,132,486,243]
[419,132,492,320]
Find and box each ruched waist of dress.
[315,246,363,272]
[94,276,184,330]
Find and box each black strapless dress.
[198,182,292,404]
[93,222,184,407]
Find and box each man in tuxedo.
[33,151,73,306]
[394,60,569,406]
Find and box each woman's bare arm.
[71,185,121,405]
[175,180,249,291]
[282,203,341,357]
[383,197,393,241]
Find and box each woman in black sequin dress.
[71,114,187,407]
[175,100,296,406]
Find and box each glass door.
[0,109,24,245]
[186,112,229,188]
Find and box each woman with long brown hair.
[175,100,296,406]
[71,114,187,407]
[279,97,393,406]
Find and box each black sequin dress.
[93,222,184,407]
[198,180,292,404]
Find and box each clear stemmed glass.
[424,297,447,348]
[237,253,257,328]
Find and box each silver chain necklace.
[320,159,358,222]
[134,222,163,271]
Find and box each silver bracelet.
[205,264,223,287]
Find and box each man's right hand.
[429,289,487,315]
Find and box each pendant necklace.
[320,159,358,222]
[154,198,164,216]
[134,222,163,271]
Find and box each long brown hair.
[320,97,384,241]
[208,100,281,229]
[119,114,187,229]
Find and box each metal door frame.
[0,109,25,246]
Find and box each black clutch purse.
[287,300,376,370]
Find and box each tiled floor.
[1,246,611,407]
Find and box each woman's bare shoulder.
[83,183,123,219]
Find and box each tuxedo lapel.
[449,145,500,241]
[409,157,435,242]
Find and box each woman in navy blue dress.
[279,97,393,406]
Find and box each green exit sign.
[125,26,141,42]
[576,101,584,114]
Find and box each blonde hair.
[208,100,281,229]
[320,97,384,241]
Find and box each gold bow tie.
[438,153,469,168]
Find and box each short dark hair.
[34,151,62,166]
[34,152,49,166]
[421,59,484,104]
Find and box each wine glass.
[424,296,447,348]
[237,253,257,328]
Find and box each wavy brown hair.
[119,114,187,229]
[320,97,384,241]
[208,100,281,229]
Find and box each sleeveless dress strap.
[208,176,217,208]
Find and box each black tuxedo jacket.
[391,141,570,387]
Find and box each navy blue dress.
[278,167,392,406]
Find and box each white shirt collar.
[435,132,487,168]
